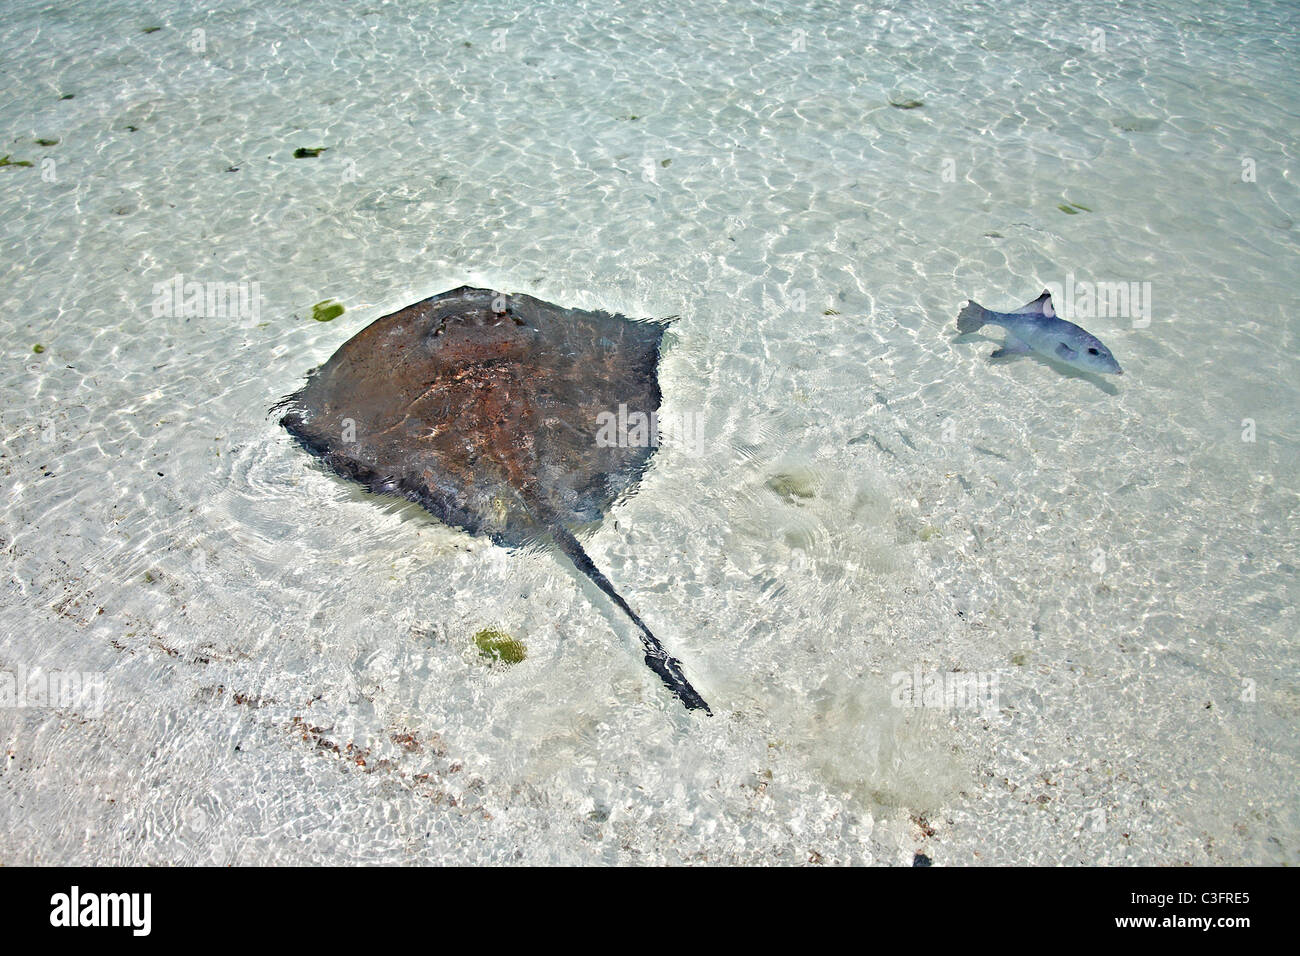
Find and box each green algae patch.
[1111,116,1159,132]
[474,628,526,665]
[310,300,345,322]
[142,26,162,34]
[35,138,58,147]
[293,147,328,158]
[0,155,34,168]
[1058,201,1091,215]
[765,470,818,502]
[32,344,45,354]
[919,525,941,541]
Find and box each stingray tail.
[547,523,711,714]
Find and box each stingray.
[275,286,710,713]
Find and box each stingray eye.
[1087,348,1099,355]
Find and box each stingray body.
[277,286,709,713]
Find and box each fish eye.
[1087,348,1099,355]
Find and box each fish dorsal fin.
[1013,290,1054,316]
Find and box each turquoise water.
[1,0,1296,864]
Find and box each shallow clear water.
[1,0,1296,864]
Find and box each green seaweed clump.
[765,471,817,502]
[1058,201,1091,215]
[35,138,58,147]
[1111,116,1159,132]
[310,300,345,322]
[474,628,526,665]
[293,147,328,158]
[32,344,45,354]
[0,155,34,168]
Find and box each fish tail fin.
[957,300,994,333]
[547,522,711,714]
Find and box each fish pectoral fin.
[990,339,1031,359]
[1055,342,1078,360]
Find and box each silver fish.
[957,290,1123,375]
